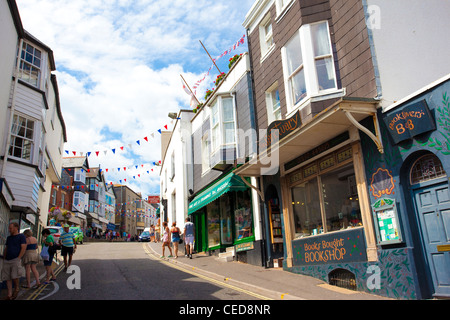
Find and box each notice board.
[372,198,403,245]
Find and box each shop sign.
[383,99,436,144]
[292,228,367,266]
[147,196,160,204]
[262,110,301,150]
[236,242,254,252]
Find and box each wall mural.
[289,248,416,300]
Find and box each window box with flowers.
[215,72,226,86]
[228,54,243,69]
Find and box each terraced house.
[236,0,450,299]
[0,0,67,262]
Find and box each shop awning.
[234,98,381,177]
[188,171,248,214]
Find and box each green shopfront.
[188,171,258,263]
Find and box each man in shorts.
[2,222,27,300]
[183,217,195,259]
[59,224,77,271]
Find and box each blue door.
[414,180,450,297]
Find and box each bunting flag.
[191,34,246,92]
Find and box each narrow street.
[19,242,266,301]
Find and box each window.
[51,189,57,206]
[74,168,86,183]
[265,83,282,124]
[210,96,236,152]
[275,0,293,16]
[282,21,338,113]
[171,152,175,179]
[89,200,99,213]
[259,14,275,60]
[9,114,35,161]
[290,150,362,238]
[410,154,446,185]
[234,190,253,241]
[201,133,211,173]
[18,42,41,87]
[73,191,86,212]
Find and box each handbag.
[40,246,50,261]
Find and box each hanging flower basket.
[228,54,242,69]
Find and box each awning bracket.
[239,176,265,202]
[344,110,384,154]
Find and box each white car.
[45,226,64,244]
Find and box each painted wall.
[367,0,450,109]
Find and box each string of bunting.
[65,124,171,157]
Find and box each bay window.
[281,21,339,113]
[209,95,236,152]
[9,114,35,161]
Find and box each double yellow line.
[142,244,272,300]
[26,261,65,300]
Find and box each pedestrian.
[161,221,173,258]
[41,228,57,283]
[155,218,161,243]
[183,217,195,259]
[21,229,41,289]
[150,225,155,242]
[170,222,181,258]
[59,224,77,271]
[1,222,26,300]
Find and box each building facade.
[0,0,67,252]
[113,184,142,237]
[237,0,450,299]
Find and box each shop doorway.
[410,153,450,297]
[192,210,207,253]
[266,185,284,262]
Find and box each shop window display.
[291,160,363,238]
[234,190,253,241]
[207,201,220,248]
[220,195,233,245]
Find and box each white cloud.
[16,0,253,196]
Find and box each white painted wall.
[367,0,450,108]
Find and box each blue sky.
[16,0,254,196]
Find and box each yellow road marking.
[27,262,65,300]
[143,244,272,300]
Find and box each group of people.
[160,217,195,259]
[1,222,77,300]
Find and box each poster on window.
[371,198,403,245]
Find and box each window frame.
[17,41,42,88]
[209,95,237,154]
[281,20,339,115]
[259,14,276,62]
[265,82,282,125]
[9,114,36,162]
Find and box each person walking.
[1,222,26,300]
[183,217,195,259]
[170,222,181,258]
[21,229,41,289]
[161,221,173,258]
[41,229,57,283]
[59,224,77,271]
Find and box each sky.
[16,0,254,197]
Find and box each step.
[217,251,234,262]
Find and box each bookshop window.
[321,164,362,232]
[234,190,253,241]
[291,161,363,238]
[292,178,321,237]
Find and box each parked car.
[45,226,63,244]
[70,227,84,244]
[139,231,151,242]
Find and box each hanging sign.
[383,99,436,144]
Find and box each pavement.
[1,239,390,300]
[144,240,390,300]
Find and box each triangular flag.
[87,152,91,157]
[65,150,69,154]
[112,149,116,154]
[158,129,161,134]
[144,137,148,142]
[120,146,124,150]
[136,140,140,145]
[95,151,99,156]
[72,151,76,156]
[164,124,168,130]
